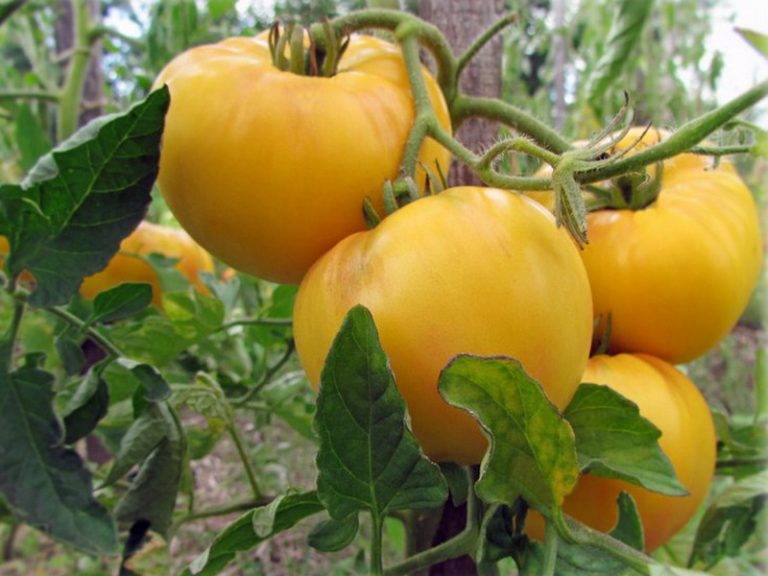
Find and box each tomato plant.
[154,31,451,284]
[0,3,766,576]
[526,352,717,552]
[293,186,593,465]
[79,220,214,307]
[582,128,763,364]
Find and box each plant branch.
[57,0,94,141]
[171,497,271,531]
[218,317,293,332]
[226,419,263,502]
[574,79,768,184]
[457,14,517,80]
[232,339,295,407]
[43,304,121,359]
[541,520,558,576]
[385,468,480,576]
[452,95,572,153]
[0,90,61,103]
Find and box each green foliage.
[565,383,687,496]
[438,355,579,512]
[314,305,448,522]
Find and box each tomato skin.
[154,33,452,284]
[79,221,214,307]
[527,353,716,552]
[293,187,593,464]
[583,128,763,363]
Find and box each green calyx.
[268,20,350,78]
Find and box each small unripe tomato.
[79,221,214,307]
[293,187,593,464]
[526,353,716,552]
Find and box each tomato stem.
[541,519,559,576]
[574,79,768,184]
[384,467,479,576]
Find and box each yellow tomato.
[154,32,452,284]
[584,128,763,363]
[79,221,214,307]
[293,187,593,464]
[527,353,716,552]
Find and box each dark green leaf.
[438,355,579,513]
[440,463,470,507]
[308,514,359,552]
[0,356,117,554]
[689,470,768,569]
[102,404,169,486]
[315,305,448,521]
[145,253,188,294]
[109,291,224,365]
[115,403,185,536]
[585,0,653,110]
[90,283,153,324]
[736,28,768,58]
[15,104,51,172]
[62,369,109,444]
[1,88,170,307]
[131,363,171,402]
[55,330,85,375]
[610,492,644,551]
[564,383,687,496]
[185,491,323,576]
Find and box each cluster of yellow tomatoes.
[58,30,762,553]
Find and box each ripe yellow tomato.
[79,221,214,307]
[584,128,762,363]
[293,187,593,464]
[154,32,452,284]
[526,353,716,552]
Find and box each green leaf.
[736,28,768,58]
[440,462,470,507]
[438,355,579,514]
[90,283,153,324]
[131,363,171,403]
[115,402,185,536]
[533,499,647,576]
[610,492,644,551]
[688,470,768,569]
[102,404,169,486]
[109,291,225,365]
[308,514,360,552]
[185,491,324,576]
[585,0,653,111]
[0,88,170,307]
[55,330,85,375]
[15,103,51,172]
[62,369,110,444]
[0,355,117,554]
[314,305,448,521]
[564,383,688,496]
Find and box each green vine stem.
[371,514,385,576]
[554,510,654,573]
[57,0,93,141]
[41,303,122,359]
[541,520,559,576]
[225,418,264,502]
[574,79,768,184]
[0,91,61,103]
[385,468,480,576]
[170,497,272,535]
[232,339,295,407]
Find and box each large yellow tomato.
[583,127,763,363]
[154,32,452,284]
[79,221,214,307]
[293,187,593,464]
[527,353,716,552]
